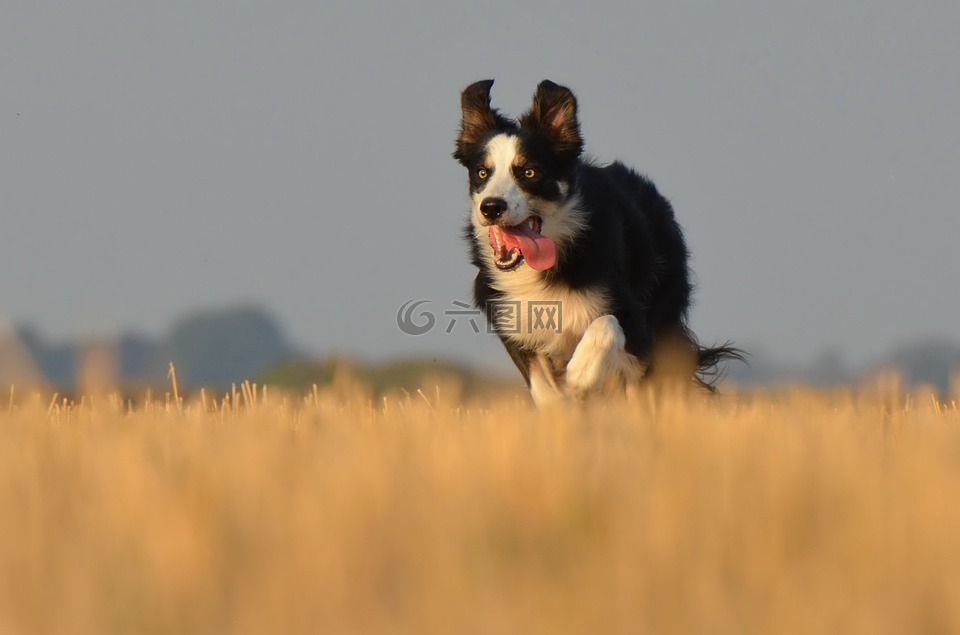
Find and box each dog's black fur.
[455,79,741,394]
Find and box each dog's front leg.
[528,354,565,407]
[565,315,647,399]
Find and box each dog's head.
[454,80,585,272]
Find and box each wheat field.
[2,375,960,635]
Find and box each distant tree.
[117,333,161,385]
[1,325,47,387]
[882,338,960,395]
[15,326,77,387]
[161,305,296,388]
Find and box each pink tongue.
[489,224,557,271]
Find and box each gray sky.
[3,0,959,372]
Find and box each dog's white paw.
[565,315,625,398]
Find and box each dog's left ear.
[521,80,583,159]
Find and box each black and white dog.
[455,79,740,405]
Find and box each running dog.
[454,79,741,404]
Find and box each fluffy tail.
[648,327,746,391]
[695,342,747,392]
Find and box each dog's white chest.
[491,269,608,360]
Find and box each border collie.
[454,79,741,404]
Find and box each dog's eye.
[477,168,489,179]
[523,168,536,179]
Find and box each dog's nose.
[479,197,508,221]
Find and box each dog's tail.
[649,326,746,392]
[695,342,747,392]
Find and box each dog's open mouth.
[488,216,557,271]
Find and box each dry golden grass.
[2,378,960,634]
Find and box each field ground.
[2,377,960,634]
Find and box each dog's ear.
[454,79,498,163]
[521,80,583,159]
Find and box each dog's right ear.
[454,79,497,164]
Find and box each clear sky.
[3,0,958,372]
